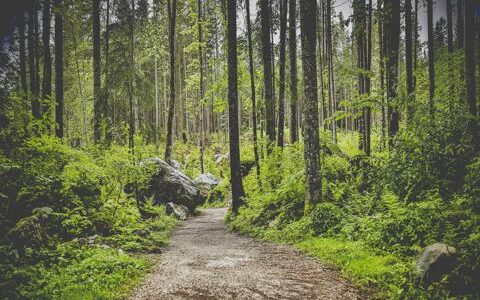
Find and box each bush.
[310,203,344,235]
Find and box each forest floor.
[131,208,363,300]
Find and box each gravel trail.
[131,208,363,300]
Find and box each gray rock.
[141,157,202,212]
[214,153,229,164]
[118,249,124,255]
[415,243,457,282]
[101,244,110,250]
[170,159,181,169]
[165,202,190,220]
[194,173,221,192]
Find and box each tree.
[165,0,177,165]
[326,0,337,142]
[260,0,275,145]
[427,0,434,120]
[227,0,245,213]
[93,0,101,142]
[446,0,454,107]
[277,0,287,147]
[245,0,261,178]
[384,0,400,145]
[42,0,52,112]
[28,6,40,118]
[288,0,298,143]
[55,0,64,138]
[198,0,205,173]
[129,0,135,152]
[405,0,414,119]
[457,0,464,49]
[19,13,27,94]
[300,0,322,212]
[464,0,478,150]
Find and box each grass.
[295,237,410,298]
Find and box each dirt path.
[131,208,362,300]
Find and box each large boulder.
[194,173,220,192]
[141,158,202,212]
[194,173,222,202]
[165,202,189,220]
[415,243,457,282]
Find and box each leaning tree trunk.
[165,0,177,165]
[93,0,101,143]
[300,0,322,213]
[289,0,298,143]
[227,0,245,213]
[55,0,64,138]
[245,0,261,179]
[277,0,287,147]
[260,0,275,145]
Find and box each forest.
[0,0,479,298]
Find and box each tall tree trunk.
[155,56,159,145]
[378,0,386,148]
[42,0,52,114]
[105,0,111,142]
[300,0,322,213]
[427,0,435,120]
[19,13,27,94]
[55,0,64,138]
[464,0,478,150]
[93,0,101,142]
[277,0,287,147]
[457,0,464,49]
[446,0,454,108]
[165,0,177,165]
[326,0,337,142]
[245,0,261,179]
[28,7,40,118]
[34,6,40,114]
[365,0,372,155]
[198,0,205,173]
[405,0,414,120]
[129,0,135,151]
[260,0,275,145]
[354,0,366,151]
[289,0,298,143]
[227,0,245,213]
[384,0,400,146]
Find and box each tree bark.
[227,0,245,213]
[326,0,337,142]
[55,0,64,138]
[129,0,135,151]
[464,0,478,150]
[42,0,52,113]
[405,0,414,120]
[427,0,435,120]
[19,13,27,94]
[260,0,275,145]
[28,7,40,118]
[457,0,464,49]
[384,0,400,146]
[300,0,322,213]
[277,0,287,147]
[289,0,298,143]
[245,0,261,179]
[165,0,177,165]
[198,0,205,173]
[93,0,101,142]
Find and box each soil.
[131,208,363,300]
